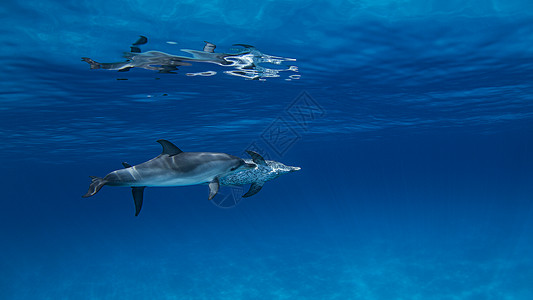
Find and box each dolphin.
[81,36,297,79]
[81,50,193,73]
[81,36,249,73]
[219,151,301,197]
[82,139,255,216]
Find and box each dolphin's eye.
[231,167,237,171]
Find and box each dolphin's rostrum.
[219,151,301,197]
[82,140,254,216]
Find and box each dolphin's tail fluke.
[81,57,102,69]
[82,176,108,198]
[81,57,133,71]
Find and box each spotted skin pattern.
[219,157,300,190]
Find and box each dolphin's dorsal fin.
[243,181,264,198]
[130,36,147,53]
[203,41,216,53]
[157,139,183,156]
[131,186,146,216]
[122,162,132,168]
[246,150,266,166]
[233,44,255,49]
[132,35,148,46]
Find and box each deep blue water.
[2,0,533,299]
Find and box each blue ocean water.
[2,0,533,299]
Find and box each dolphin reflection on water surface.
[82,36,298,80]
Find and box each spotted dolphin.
[219,151,301,197]
[82,139,254,216]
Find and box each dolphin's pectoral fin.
[122,162,132,168]
[157,139,184,156]
[208,178,219,200]
[246,150,267,166]
[243,182,264,198]
[131,186,146,216]
[158,66,179,73]
[118,67,133,72]
[233,44,255,49]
